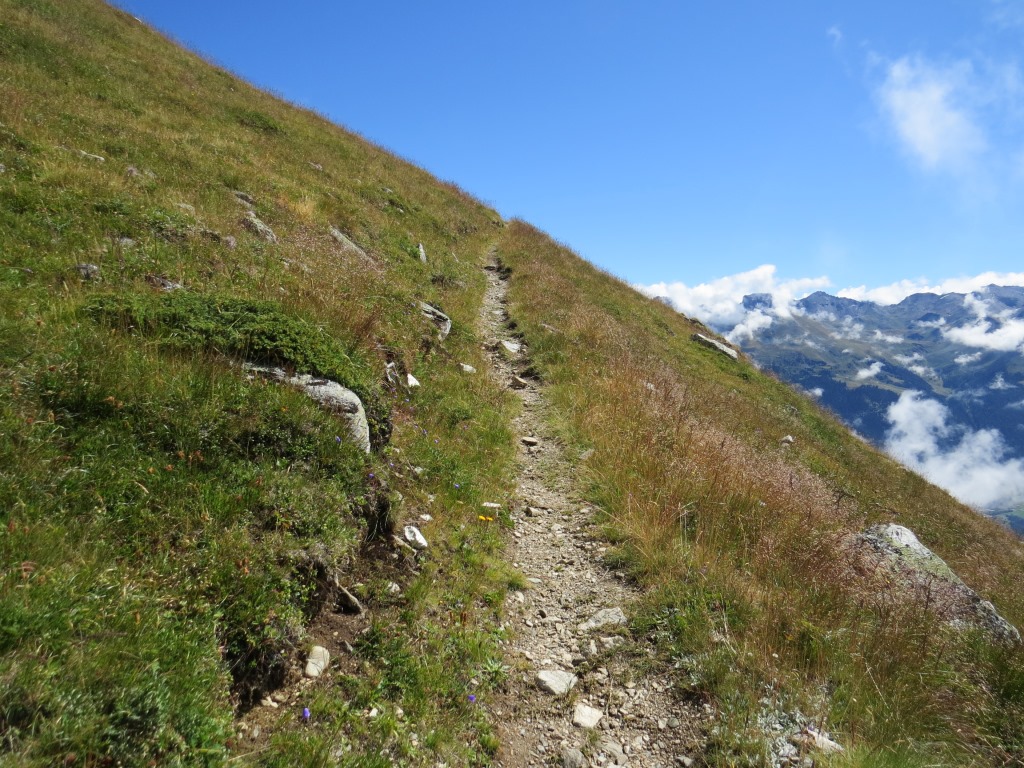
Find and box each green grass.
[0,0,516,764]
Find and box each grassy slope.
[497,221,1024,766]
[2,1,1024,767]
[1,1,518,765]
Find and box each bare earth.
[480,256,709,768]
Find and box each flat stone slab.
[691,332,738,360]
[536,669,578,695]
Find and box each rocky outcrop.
[419,302,451,340]
[242,211,277,243]
[244,364,370,453]
[329,227,368,260]
[691,332,738,360]
[853,524,1020,645]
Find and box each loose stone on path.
[579,606,628,632]
[573,702,604,729]
[536,670,578,695]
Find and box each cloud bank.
[839,271,1024,304]
[941,292,1024,352]
[639,267,1024,344]
[639,265,830,342]
[884,391,1024,510]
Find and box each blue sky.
[113,1,1024,301]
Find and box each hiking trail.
[479,253,709,768]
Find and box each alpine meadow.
[1,2,1023,767]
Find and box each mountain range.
[722,285,1024,527]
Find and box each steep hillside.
[2,2,1024,767]
[1,1,517,764]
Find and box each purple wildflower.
[302,707,310,721]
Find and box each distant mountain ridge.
[721,284,1024,521]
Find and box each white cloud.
[838,271,1024,304]
[894,353,935,378]
[894,353,924,365]
[941,292,1024,352]
[873,329,903,343]
[909,364,937,379]
[829,316,865,341]
[855,361,884,380]
[955,351,983,365]
[638,264,830,335]
[827,25,843,47]
[884,390,1024,510]
[915,317,947,329]
[876,55,986,174]
[991,373,1015,390]
[727,310,774,343]
[809,387,824,398]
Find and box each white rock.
[501,340,521,355]
[295,375,370,452]
[407,373,420,388]
[573,702,604,729]
[691,332,738,360]
[386,581,402,594]
[460,363,477,374]
[796,728,843,754]
[536,669,578,695]
[870,524,930,556]
[579,607,628,632]
[482,502,502,509]
[418,242,427,263]
[403,525,428,550]
[780,434,795,445]
[305,645,330,678]
[419,302,452,340]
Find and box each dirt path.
[480,256,708,768]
